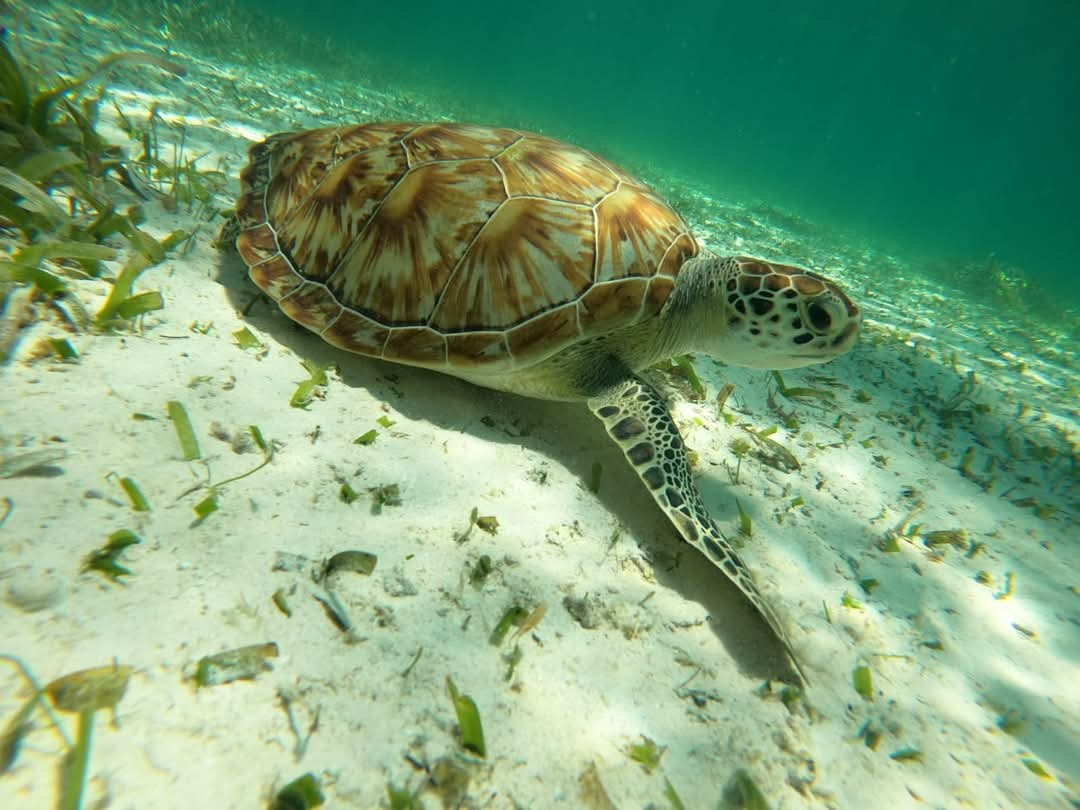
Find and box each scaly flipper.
[589,375,806,684]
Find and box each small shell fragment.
[323,550,377,578]
[475,515,499,535]
[45,664,133,714]
[194,642,278,687]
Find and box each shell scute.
[595,184,687,283]
[236,223,278,267]
[384,326,448,365]
[658,233,697,279]
[248,253,304,301]
[261,135,334,222]
[278,282,342,333]
[278,145,405,281]
[403,123,519,165]
[321,309,390,354]
[328,159,506,323]
[235,193,271,235]
[335,122,417,153]
[505,304,580,362]
[445,331,511,368]
[578,278,649,335]
[432,196,594,331]
[496,136,618,203]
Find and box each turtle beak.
[787,317,859,364]
[833,319,859,350]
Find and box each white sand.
[1,4,1077,808]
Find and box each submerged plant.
[0,29,187,360]
[1,656,132,810]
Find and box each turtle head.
[698,256,860,369]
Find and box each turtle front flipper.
[588,375,807,684]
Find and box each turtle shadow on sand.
[214,249,801,684]
[216,123,870,687]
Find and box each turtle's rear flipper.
[588,374,807,685]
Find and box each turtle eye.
[806,300,834,332]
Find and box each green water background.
[241,0,1077,305]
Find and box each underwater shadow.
[749,335,1079,780]
[214,251,804,683]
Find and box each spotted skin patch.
[721,257,859,358]
[589,375,805,683]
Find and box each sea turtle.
[231,122,860,681]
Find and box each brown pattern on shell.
[237,133,289,187]
[278,144,404,280]
[383,326,447,365]
[432,197,594,330]
[278,282,342,333]
[334,122,417,155]
[328,159,506,323]
[403,123,519,165]
[497,136,617,203]
[236,223,278,267]
[321,309,390,354]
[594,183,688,283]
[235,190,271,233]
[260,134,334,227]
[505,304,580,362]
[234,123,696,368]
[657,233,699,280]
[445,331,511,368]
[247,254,304,301]
[247,125,412,233]
[235,138,279,228]
[578,278,648,334]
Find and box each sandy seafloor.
[1,4,1077,809]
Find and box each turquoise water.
[3,4,1076,807]
[243,0,1080,304]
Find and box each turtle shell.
[234,122,699,369]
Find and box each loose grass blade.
[94,254,152,327]
[30,51,186,135]
[114,290,164,320]
[0,260,68,295]
[166,400,201,460]
[15,149,83,184]
[0,40,31,124]
[58,709,93,810]
[446,677,486,757]
[16,240,116,267]
[0,166,68,225]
